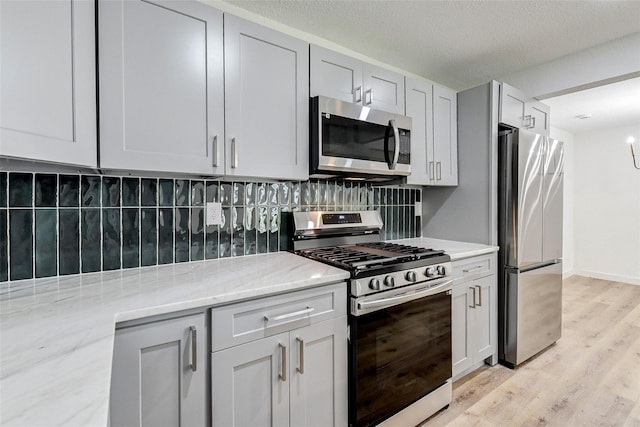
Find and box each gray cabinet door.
[211,333,290,427]
[0,0,96,167]
[363,63,405,115]
[433,84,458,186]
[451,284,473,378]
[499,82,527,129]
[529,101,550,136]
[99,0,224,175]
[500,82,550,136]
[405,77,434,186]
[310,45,363,103]
[471,277,496,362]
[290,316,348,427]
[224,14,309,181]
[110,312,206,427]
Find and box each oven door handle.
[355,280,453,315]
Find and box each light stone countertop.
[391,237,499,260]
[0,252,349,427]
[0,238,496,427]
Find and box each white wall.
[550,127,575,277]
[500,33,640,99]
[570,124,640,285]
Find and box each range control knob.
[384,276,396,287]
[369,278,381,291]
[405,271,417,282]
[425,267,437,277]
[437,265,447,276]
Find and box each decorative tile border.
[0,171,421,283]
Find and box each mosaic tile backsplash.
[0,171,421,283]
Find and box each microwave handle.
[387,119,400,170]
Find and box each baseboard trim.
[571,270,640,286]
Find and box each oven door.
[310,96,411,177]
[349,281,452,427]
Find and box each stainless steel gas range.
[290,210,453,427]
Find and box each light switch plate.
[414,201,422,216]
[206,202,222,226]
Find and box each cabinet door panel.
[140,341,181,426]
[212,333,290,427]
[433,85,458,185]
[363,64,404,114]
[310,45,362,103]
[99,0,223,174]
[0,0,96,166]
[405,78,434,186]
[474,280,494,360]
[529,101,550,136]
[110,313,206,427]
[451,285,473,378]
[290,316,348,427]
[224,15,309,181]
[500,82,527,128]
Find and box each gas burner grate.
[297,242,445,271]
[355,242,445,259]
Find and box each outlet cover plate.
[414,201,422,216]
[206,202,222,226]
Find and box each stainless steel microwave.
[310,96,411,179]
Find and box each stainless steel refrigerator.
[498,127,564,367]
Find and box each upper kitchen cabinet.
[310,45,405,115]
[99,0,224,175]
[0,0,97,167]
[224,15,309,181]
[499,82,550,136]
[405,78,458,186]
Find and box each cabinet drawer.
[453,254,495,283]
[211,282,347,351]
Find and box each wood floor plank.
[419,276,640,427]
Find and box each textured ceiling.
[222,0,640,92]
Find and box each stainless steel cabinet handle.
[279,343,287,382]
[189,326,197,372]
[211,135,218,167]
[264,307,314,323]
[231,137,238,168]
[364,89,373,105]
[463,266,484,273]
[354,86,362,103]
[476,285,482,307]
[530,116,536,129]
[296,337,305,374]
[469,287,476,309]
[436,162,442,181]
[429,161,435,180]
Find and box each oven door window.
[322,114,410,164]
[350,291,451,427]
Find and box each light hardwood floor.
[421,275,640,427]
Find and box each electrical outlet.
[206,202,222,226]
[414,201,422,217]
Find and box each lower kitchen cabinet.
[451,253,497,380]
[109,311,206,427]
[211,316,347,427]
[211,282,348,427]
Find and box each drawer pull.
[463,266,484,273]
[264,307,314,323]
